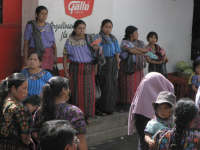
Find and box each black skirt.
[148,62,167,77]
[98,57,118,114]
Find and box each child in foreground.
[144,91,176,149]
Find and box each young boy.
[144,91,176,149]
[23,95,40,116]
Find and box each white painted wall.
[22,0,193,73]
[112,0,193,72]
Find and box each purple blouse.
[33,103,87,134]
[24,23,55,48]
[120,40,136,62]
[64,37,94,63]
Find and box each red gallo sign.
[64,0,94,19]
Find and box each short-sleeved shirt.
[192,75,200,89]
[159,129,200,150]
[21,69,52,96]
[100,37,121,57]
[120,40,136,62]
[144,118,170,139]
[24,23,55,48]
[0,99,31,139]
[33,103,87,134]
[63,36,94,63]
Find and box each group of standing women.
[22,5,169,118]
[0,5,171,150]
[62,18,150,117]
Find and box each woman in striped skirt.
[118,26,148,111]
[63,20,98,117]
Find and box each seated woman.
[21,52,52,96]
[0,73,32,150]
[32,76,88,150]
[158,99,200,150]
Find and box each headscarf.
[128,72,174,135]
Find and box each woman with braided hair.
[158,99,200,150]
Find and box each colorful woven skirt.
[118,61,144,104]
[69,62,96,117]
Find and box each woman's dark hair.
[71,20,86,36]
[28,51,42,62]
[40,76,70,122]
[123,26,138,40]
[170,99,198,150]
[147,31,158,42]
[193,58,200,72]
[100,19,113,30]
[0,73,26,118]
[35,6,48,21]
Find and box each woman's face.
[11,81,28,102]
[148,35,158,45]
[28,53,41,69]
[157,103,172,119]
[102,22,113,35]
[132,31,138,40]
[74,24,86,36]
[36,9,48,22]
[62,88,71,101]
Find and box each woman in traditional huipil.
[63,20,99,117]
[21,52,52,96]
[98,19,121,114]
[0,73,32,150]
[23,6,57,71]
[119,26,147,110]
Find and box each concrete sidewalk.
[89,135,138,150]
[86,111,129,146]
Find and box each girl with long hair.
[33,76,88,150]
